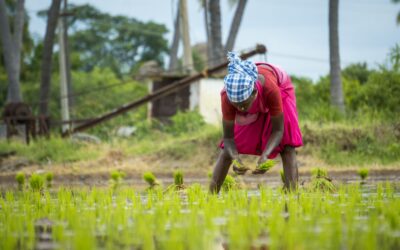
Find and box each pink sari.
[219,63,303,159]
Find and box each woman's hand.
[224,139,249,175]
[252,154,269,174]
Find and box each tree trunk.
[203,0,212,68]
[329,0,345,113]
[62,0,74,112]
[0,0,24,103]
[179,0,193,74]
[39,0,62,116]
[208,0,223,67]
[225,0,247,53]
[168,0,180,72]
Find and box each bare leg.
[280,146,298,191]
[209,150,233,194]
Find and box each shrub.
[166,111,205,135]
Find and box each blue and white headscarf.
[223,52,258,103]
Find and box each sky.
[25,0,400,80]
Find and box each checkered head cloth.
[223,52,258,103]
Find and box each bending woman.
[209,52,303,193]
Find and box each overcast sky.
[26,0,400,80]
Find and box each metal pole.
[62,44,266,137]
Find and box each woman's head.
[224,52,258,105]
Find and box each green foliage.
[63,4,169,75]
[29,174,44,191]
[173,170,184,186]
[222,175,237,191]
[257,160,276,171]
[45,172,54,188]
[309,168,335,192]
[15,172,25,190]
[311,168,328,178]
[110,170,126,190]
[0,136,100,164]
[143,172,158,187]
[358,168,369,181]
[293,60,400,122]
[166,110,206,135]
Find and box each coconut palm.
[392,0,400,25]
[39,0,62,116]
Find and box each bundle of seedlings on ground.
[15,172,25,191]
[309,168,336,192]
[164,170,186,192]
[173,170,185,189]
[45,172,53,188]
[29,173,45,191]
[253,159,276,174]
[358,168,369,183]
[110,170,126,190]
[143,171,159,189]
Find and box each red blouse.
[221,65,283,120]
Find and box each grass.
[0,183,399,249]
[0,135,101,164]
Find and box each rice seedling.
[358,168,369,182]
[45,172,54,188]
[29,173,45,191]
[15,172,25,190]
[143,171,159,189]
[309,167,336,192]
[232,159,250,175]
[1,180,399,250]
[222,174,238,191]
[110,170,126,190]
[252,159,276,174]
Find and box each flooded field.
[1,182,399,250]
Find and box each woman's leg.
[280,146,298,190]
[209,150,233,194]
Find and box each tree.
[39,0,62,116]
[208,0,223,67]
[200,0,247,67]
[64,4,169,76]
[392,0,400,25]
[168,1,180,72]
[0,0,25,103]
[329,0,345,113]
[225,0,247,53]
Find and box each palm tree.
[169,0,181,72]
[201,0,247,67]
[392,0,400,25]
[329,0,345,113]
[0,0,25,103]
[208,0,223,67]
[39,0,62,116]
[225,0,247,53]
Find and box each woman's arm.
[258,113,284,164]
[222,119,239,159]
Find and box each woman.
[209,52,303,193]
